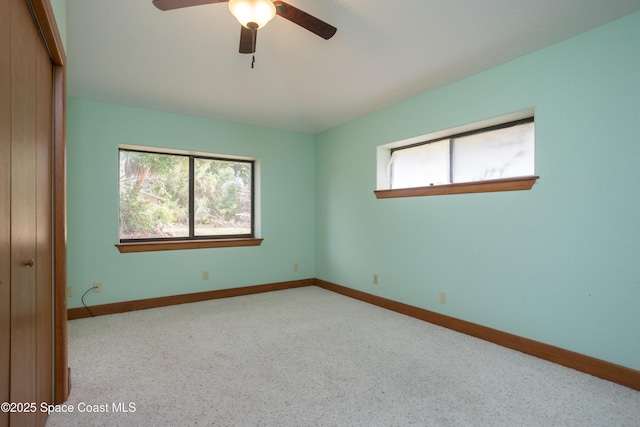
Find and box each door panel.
[10,1,39,424]
[10,0,39,424]
[2,0,56,424]
[1,0,12,425]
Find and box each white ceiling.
[65,0,640,134]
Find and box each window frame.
[375,112,539,199]
[116,147,262,253]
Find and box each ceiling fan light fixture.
[229,0,276,29]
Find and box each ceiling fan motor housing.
[228,0,276,29]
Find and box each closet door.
[1,0,11,422]
[0,0,54,425]
[10,0,39,423]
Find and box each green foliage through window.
[119,149,253,241]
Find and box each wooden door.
[10,0,40,423]
[1,0,54,425]
[1,0,12,421]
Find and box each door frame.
[28,0,68,404]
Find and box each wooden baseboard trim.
[67,277,640,391]
[67,279,314,320]
[314,279,640,391]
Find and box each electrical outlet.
[66,286,72,297]
[203,271,209,280]
[294,263,298,272]
[439,291,446,304]
[373,274,379,285]
[93,282,102,293]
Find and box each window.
[117,147,261,252]
[375,114,538,198]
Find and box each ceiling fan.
[153,0,337,54]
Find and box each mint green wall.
[66,98,315,308]
[67,12,640,372]
[315,11,640,371]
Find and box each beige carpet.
[46,286,640,426]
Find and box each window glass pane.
[119,151,189,239]
[194,158,252,237]
[452,122,534,183]
[390,139,450,188]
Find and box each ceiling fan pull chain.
[251,55,255,69]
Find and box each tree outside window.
[119,149,253,241]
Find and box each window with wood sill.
[117,146,261,253]
[375,111,538,199]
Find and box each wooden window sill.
[374,176,539,199]
[116,238,263,253]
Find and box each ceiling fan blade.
[239,26,257,54]
[152,0,228,11]
[273,1,336,40]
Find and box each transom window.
[390,118,534,189]
[118,148,254,242]
[375,113,538,199]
